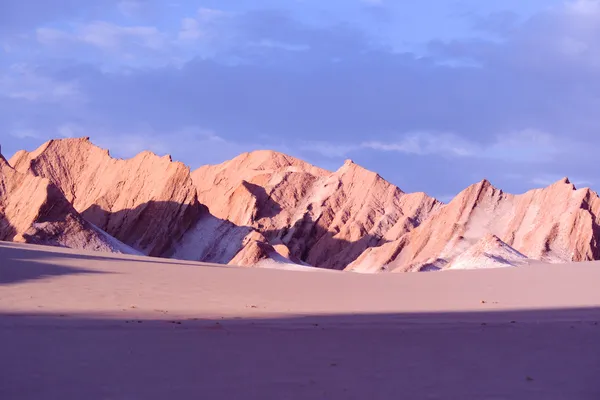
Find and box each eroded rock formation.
[0,151,136,253]
[8,137,600,272]
[348,178,600,272]
[193,154,442,269]
[10,138,203,256]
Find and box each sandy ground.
[1,242,600,399]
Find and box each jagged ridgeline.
[4,137,600,272]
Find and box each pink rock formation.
[446,234,528,270]
[0,151,135,253]
[349,178,600,272]
[193,154,442,269]
[10,138,202,257]
[192,150,329,229]
[9,139,295,266]
[9,137,600,272]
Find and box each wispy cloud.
[117,0,143,17]
[565,0,600,16]
[483,129,561,162]
[362,132,476,157]
[37,21,165,51]
[10,128,40,139]
[302,129,569,163]
[82,22,164,50]
[0,64,83,103]
[178,18,203,41]
[176,8,226,43]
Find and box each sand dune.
[2,242,600,399]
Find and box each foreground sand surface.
[2,242,600,399]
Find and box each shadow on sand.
[0,256,106,285]
[1,308,599,400]
[0,241,236,285]
[0,242,110,284]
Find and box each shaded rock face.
[192,154,442,269]
[0,152,136,253]
[9,139,299,266]
[348,178,600,272]
[10,138,202,257]
[171,212,293,266]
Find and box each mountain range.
[2,137,600,272]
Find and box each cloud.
[483,129,562,162]
[0,0,122,36]
[10,128,40,139]
[303,129,568,163]
[37,21,165,51]
[176,8,226,42]
[3,1,600,196]
[249,40,310,52]
[197,7,226,21]
[471,11,520,36]
[32,7,228,64]
[0,64,83,103]
[117,0,143,17]
[436,0,600,70]
[362,132,477,158]
[36,27,71,45]
[566,0,600,16]
[81,22,164,50]
[178,18,202,41]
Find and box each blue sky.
[2,0,599,201]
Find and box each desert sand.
[2,241,600,399]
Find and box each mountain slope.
[348,178,600,272]
[10,137,203,257]
[446,234,529,270]
[0,151,137,253]
[9,139,299,267]
[193,155,442,269]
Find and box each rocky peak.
[8,138,201,257]
[223,150,327,173]
[548,177,575,190]
[0,148,136,253]
[559,177,571,185]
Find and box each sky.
[1,0,600,201]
